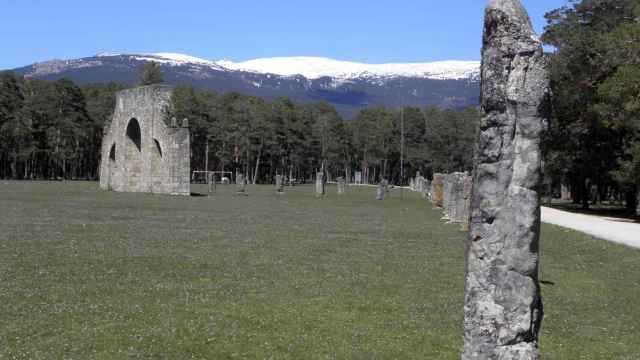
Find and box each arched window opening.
[126,118,141,151]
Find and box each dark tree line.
[168,85,478,184]
[0,72,123,179]
[542,0,640,212]
[0,70,478,183]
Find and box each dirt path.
[541,206,640,249]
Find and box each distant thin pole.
[400,106,405,198]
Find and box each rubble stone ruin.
[463,0,549,359]
[99,85,190,195]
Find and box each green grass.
[0,182,638,359]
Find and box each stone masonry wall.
[99,85,190,195]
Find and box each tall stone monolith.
[432,173,445,207]
[636,187,640,216]
[463,1,548,359]
[236,173,246,194]
[376,179,389,200]
[461,175,473,230]
[315,172,325,197]
[275,174,284,193]
[337,176,346,195]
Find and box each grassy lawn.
[0,181,638,359]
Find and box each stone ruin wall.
[99,85,190,195]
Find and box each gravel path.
[541,206,640,249]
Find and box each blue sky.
[1,0,568,70]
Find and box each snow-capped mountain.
[217,56,479,81]
[11,52,480,118]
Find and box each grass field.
[1,181,639,359]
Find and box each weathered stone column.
[443,174,453,219]
[315,172,325,197]
[236,173,246,194]
[560,184,571,201]
[461,175,473,230]
[337,176,346,195]
[463,0,548,359]
[376,179,388,200]
[636,187,640,216]
[422,178,431,200]
[432,173,445,207]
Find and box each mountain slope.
[11,53,480,118]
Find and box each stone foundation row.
[410,172,473,230]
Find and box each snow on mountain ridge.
[94,53,480,81]
[218,56,480,81]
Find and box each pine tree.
[138,61,164,86]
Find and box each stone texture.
[463,1,548,359]
[461,175,473,230]
[636,188,640,216]
[236,173,246,194]
[416,172,425,193]
[422,178,431,200]
[337,177,346,195]
[443,174,454,218]
[99,85,190,195]
[432,173,445,207]
[315,172,325,197]
[560,184,571,201]
[448,173,464,222]
[376,179,389,200]
[354,171,362,185]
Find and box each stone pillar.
[207,172,216,195]
[636,187,640,216]
[432,173,445,207]
[450,173,463,222]
[315,172,325,197]
[275,174,284,193]
[376,179,388,200]
[337,176,346,195]
[443,174,453,219]
[236,173,246,194]
[560,184,571,201]
[463,1,548,359]
[461,175,473,230]
[354,171,362,185]
[422,178,431,200]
